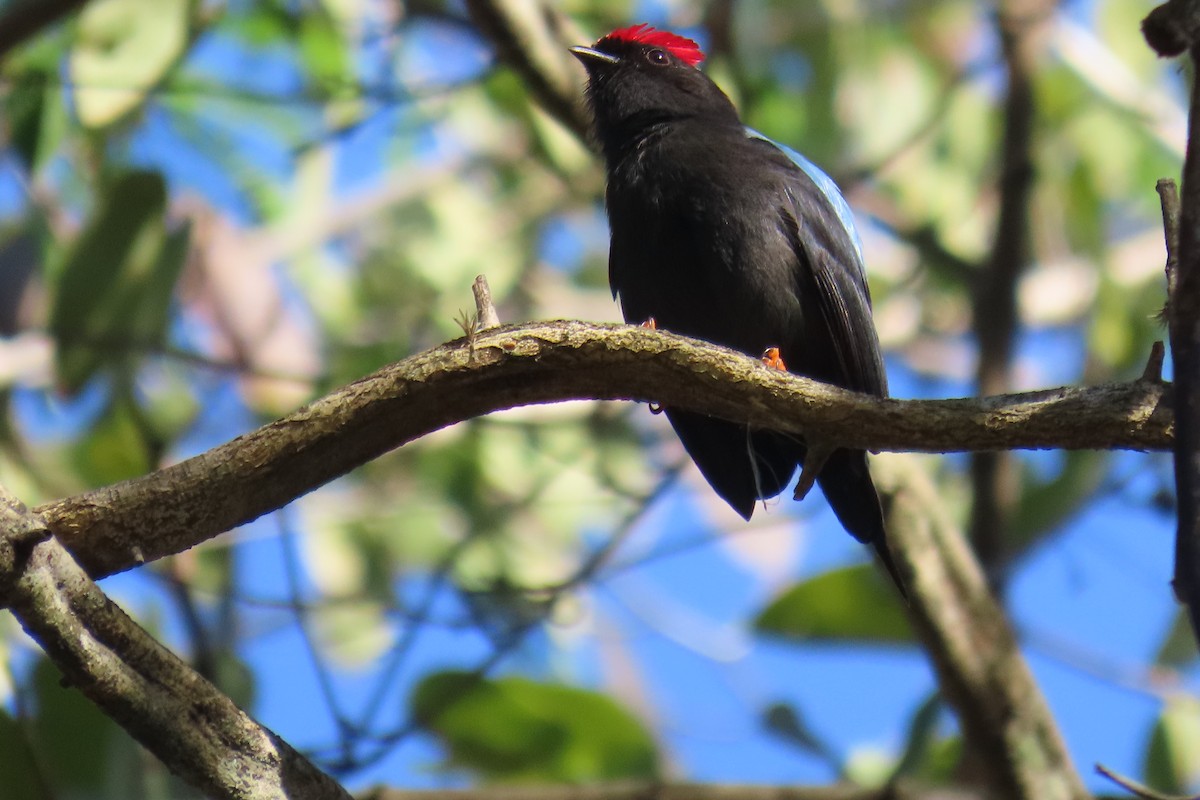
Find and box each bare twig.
[1158,178,1182,313]
[1145,340,1168,382]
[472,274,501,330]
[1096,763,1199,800]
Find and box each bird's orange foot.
[761,347,787,371]
[640,318,665,413]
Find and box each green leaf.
[71,395,155,487]
[755,564,914,645]
[762,702,837,767]
[31,658,143,798]
[212,651,257,711]
[49,170,186,394]
[6,72,68,175]
[69,0,193,128]
[1155,609,1199,669]
[0,708,41,800]
[127,221,191,345]
[298,8,350,88]
[1010,451,1109,557]
[412,671,659,783]
[889,692,946,781]
[1144,695,1200,794]
[228,2,295,47]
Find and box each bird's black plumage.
[571,25,902,592]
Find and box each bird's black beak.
[570,46,620,66]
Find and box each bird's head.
[571,24,737,143]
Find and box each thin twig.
[1096,763,1200,800]
[472,274,502,330]
[1158,178,1181,320]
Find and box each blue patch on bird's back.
[744,128,864,260]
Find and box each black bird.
[571,24,904,592]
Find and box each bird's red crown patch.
[602,23,705,66]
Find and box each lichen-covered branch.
[30,320,1171,584]
[877,456,1088,800]
[0,486,350,800]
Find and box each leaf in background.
[7,75,68,176]
[299,3,363,127]
[0,708,40,800]
[755,564,914,645]
[1009,451,1108,558]
[412,671,659,783]
[227,1,295,47]
[49,170,188,394]
[212,651,257,711]
[762,701,838,767]
[69,0,193,129]
[1143,695,1200,795]
[31,658,143,799]
[3,30,70,175]
[71,395,155,487]
[0,229,42,337]
[888,692,948,782]
[1155,609,1199,669]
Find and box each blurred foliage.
[755,564,913,645]
[0,0,1192,797]
[1145,694,1200,795]
[412,671,659,782]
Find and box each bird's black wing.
[747,136,888,399]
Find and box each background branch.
[0,486,351,800]
[462,0,593,142]
[968,0,1053,584]
[878,456,1087,800]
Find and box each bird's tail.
[817,449,908,599]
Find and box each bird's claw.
[761,347,787,371]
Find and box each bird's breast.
[606,162,804,359]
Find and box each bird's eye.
[646,48,670,65]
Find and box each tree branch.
[25,320,1171,587]
[0,485,351,800]
[1143,0,1200,650]
[878,456,1087,800]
